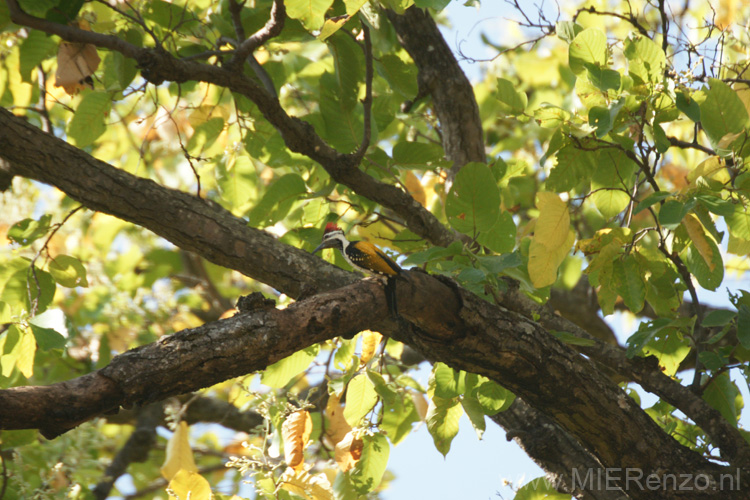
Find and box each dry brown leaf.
[334,431,363,472]
[54,21,101,96]
[282,410,313,471]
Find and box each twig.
[229,0,285,69]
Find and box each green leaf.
[285,0,335,30]
[548,144,597,192]
[702,373,740,426]
[699,79,749,151]
[8,215,51,246]
[392,141,445,168]
[624,35,666,84]
[375,54,418,99]
[699,351,727,371]
[643,330,691,376]
[260,345,319,388]
[460,394,486,440]
[586,64,620,92]
[68,91,112,148]
[726,204,750,240]
[473,380,514,414]
[556,21,583,44]
[29,324,66,350]
[568,28,607,75]
[702,309,736,328]
[432,362,466,399]
[476,212,517,254]
[676,90,701,122]
[633,191,671,215]
[685,238,723,291]
[327,33,363,112]
[319,72,364,152]
[247,174,307,228]
[414,0,450,9]
[48,255,88,288]
[737,305,750,349]
[613,256,645,313]
[1,267,56,315]
[380,394,419,445]
[344,373,379,426]
[495,78,527,115]
[445,163,500,236]
[696,194,735,217]
[19,30,56,82]
[0,429,37,448]
[349,433,390,494]
[217,155,256,210]
[626,318,671,358]
[658,199,693,230]
[187,117,224,155]
[426,395,462,457]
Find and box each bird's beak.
[312,239,336,254]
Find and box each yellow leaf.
[360,330,383,367]
[282,410,313,471]
[334,431,363,472]
[682,214,716,271]
[404,172,427,207]
[168,469,212,500]
[17,325,36,378]
[728,233,750,256]
[279,467,334,500]
[529,230,575,288]
[534,192,570,249]
[325,393,352,446]
[687,156,731,185]
[529,193,574,287]
[319,16,349,42]
[161,422,198,481]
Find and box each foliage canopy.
[1,0,750,499]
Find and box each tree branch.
[386,6,486,182]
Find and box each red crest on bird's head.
[324,222,341,234]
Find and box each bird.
[312,222,402,317]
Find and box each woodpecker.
[312,222,402,316]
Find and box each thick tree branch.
[493,399,627,500]
[0,107,354,299]
[495,279,750,469]
[0,272,742,498]
[386,6,486,181]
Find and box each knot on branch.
[237,292,276,313]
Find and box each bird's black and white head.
[312,222,349,254]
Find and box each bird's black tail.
[385,277,398,318]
